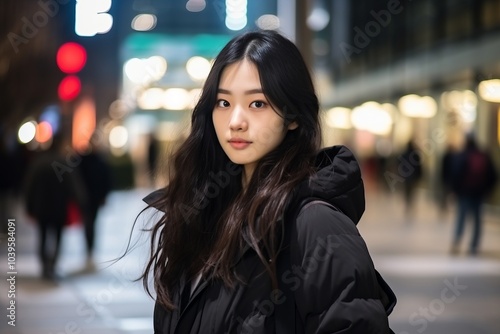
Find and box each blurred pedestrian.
[76,137,112,269]
[24,135,87,280]
[401,139,423,217]
[450,133,497,255]
[138,30,396,333]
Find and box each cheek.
[257,119,286,146]
[212,112,222,131]
[212,113,227,141]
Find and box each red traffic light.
[56,42,87,74]
[58,75,81,101]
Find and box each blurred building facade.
[315,0,500,206]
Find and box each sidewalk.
[0,189,156,334]
[361,188,500,334]
[1,187,499,334]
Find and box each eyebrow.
[217,88,264,95]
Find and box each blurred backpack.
[461,149,497,195]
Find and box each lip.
[228,138,252,149]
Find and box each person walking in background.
[24,135,87,280]
[77,137,112,269]
[401,139,423,217]
[450,133,497,256]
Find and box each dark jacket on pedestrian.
[79,152,112,209]
[144,145,396,333]
[24,151,86,225]
[451,138,497,198]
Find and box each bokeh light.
[56,42,87,74]
[398,94,437,118]
[186,0,206,12]
[58,75,82,101]
[256,14,280,30]
[18,120,37,144]
[478,79,500,103]
[325,107,352,129]
[35,121,53,144]
[109,125,128,148]
[163,88,190,110]
[186,56,211,81]
[131,14,157,31]
[124,56,167,85]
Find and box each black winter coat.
[144,145,396,333]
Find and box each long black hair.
[141,30,321,310]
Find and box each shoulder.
[294,202,360,237]
[287,199,379,263]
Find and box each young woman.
[141,30,396,333]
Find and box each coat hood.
[289,145,365,224]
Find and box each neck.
[242,166,254,190]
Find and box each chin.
[226,156,249,165]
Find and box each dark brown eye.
[250,101,266,108]
[216,99,230,108]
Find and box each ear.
[287,121,298,130]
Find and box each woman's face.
[212,60,297,181]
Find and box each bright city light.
[164,88,190,110]
[18,120,37,144]
[307,8,330,31]
[35,121,53,144]
[138,88,165,110]
[109,125,128,148]
[256,14,280,30]
[225,0,247,31]
[75,0,113,37]
[442,90,478,123]
[186,56,211,81]
[56,42,87,74]
[351,101,393,135]
[478,79,500,103]
[398,94,437,118]
[58,75,81,101]
[40,105,61,134]
[131,14,157,31]
[186,0,206,12]
[124,56,167,85]
[325,107,352,129]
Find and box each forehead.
[219,60,261,88]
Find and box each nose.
[229,105,248,132]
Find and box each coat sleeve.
[290,204,392,333]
